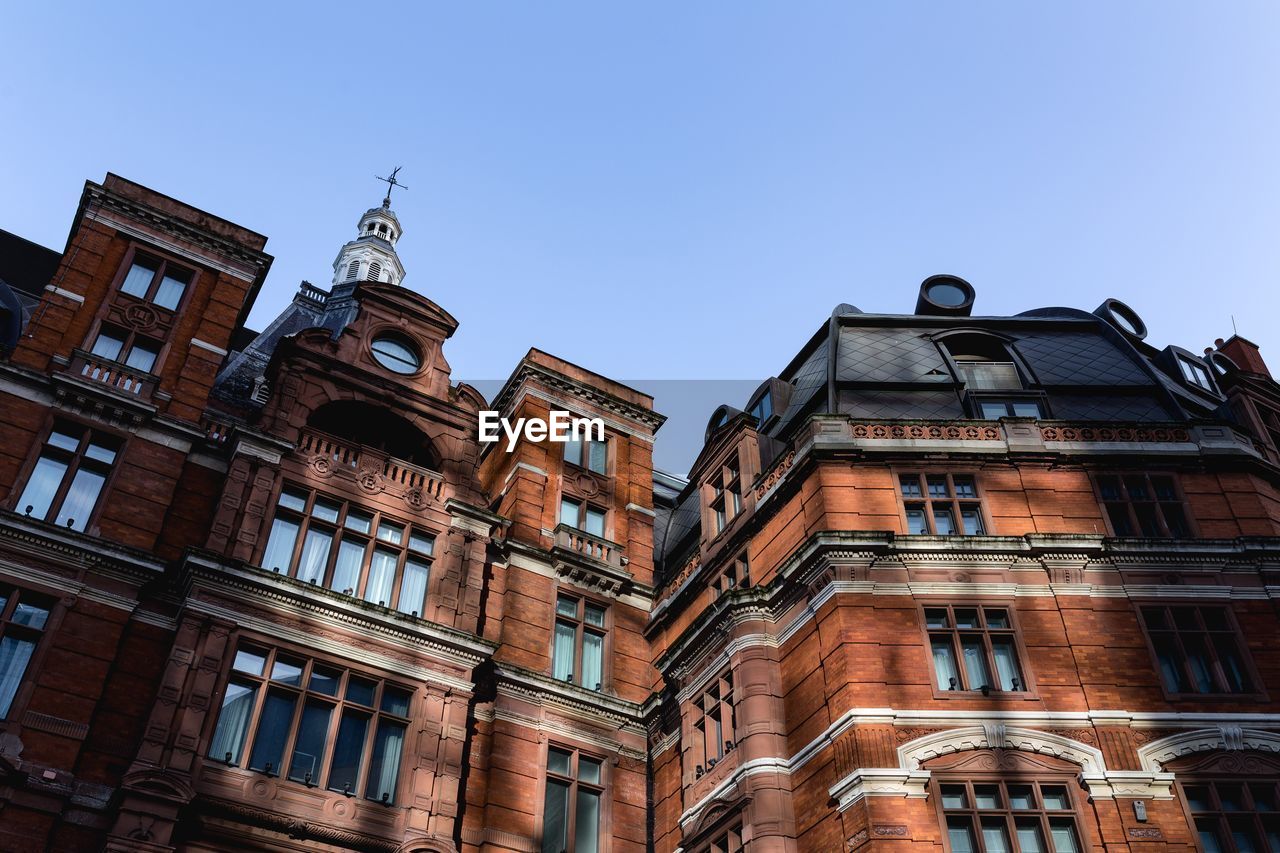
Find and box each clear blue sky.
[4,4,1279,412]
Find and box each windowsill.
[932,689,1039,701]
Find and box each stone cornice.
[489,361,666,433]
[493,663,646,728]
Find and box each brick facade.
[0,178,1277,852]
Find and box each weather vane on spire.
[375,167,408,208]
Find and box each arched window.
[369,261,382,282]
[935,332,1045,420]
[346,260,360,281]
[307,401,440,470]
[1165,749,1280,851]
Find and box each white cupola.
[330,190,407,288]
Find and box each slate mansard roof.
[654,287,1235,575]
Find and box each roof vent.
[915,275,975,317]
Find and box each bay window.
[209,643,412,803]
[260,485,435,616]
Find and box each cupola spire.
[330,169,408,288]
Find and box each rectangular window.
[564,437,608,475]
[15,423,119,532]
[706,824,744,853]
[1179,356,1215,391]
[1095,473,1192,537]
[899,473,985,535]
[116,252,192,311]
[208,643,413,803]
[749,390,772,424]
[690,670,736,778]
[708,453,742,536]
[560,496,607,539]
[957,361,1023,391]
[89,325,163,374]
[542,745,604,853]
[925,605,1026,693]
[259,485,435,616]
[0,588,52,719]
[1183,779,1280,852]
[1138,605,1255,696]
[938,780,1081,853]
[714,554,749,597]
[551,593,607,691]
[978,399,1045,419]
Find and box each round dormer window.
[370,334,421,374]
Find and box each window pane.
[947,818,977,853]
[90,332,125,361]
[582,631,603,690]
[1016,819,1047,853]
[54,466,107,531]
[575,788,601,853]
[584,603,605,627]
[408,532,434,555]
[563,437,583,467]
[296,528,333,584]
[270,657,304,686]
[0,636,37,717]
[309,666,340,696]
[154,272,188,310]
[327,710,369,794]
[1008,785,1035,809]
[899,476,922,497]
[1199,822,1225,853]
[940,785,967,808]
[974,785,1001,809]
[346,676,376,706]
[981,820,1011,853]
[287,699,332,783]
[209,679,257,764]
[953,477,977,498]
[278,489,308,512]
[579,756,602,785]
[552,621,576,681]
[365,719,405,802]
[953,608,979,629]
[1048,819,1080,853]
[248,688,296,772]
[560,498,580,529]
[376,522,403,545]
[984,609,1009,629]
[120,261,156,297]
[311,498,341,524]
[932,638,960,690]
[925,608,949,628]
[398,559,429,616]
[260,517,300,572]
[961,637,991,689]
[1214,635,1251,692]
[905,507,928,534]
[381,686,412,716]
[992,637,1023,691]
[542,778,570,853]
[11,602,49,630]
[933,507,956,535]
[960,508,985,535]
[1217,784,1245,811]
[1105,503,1134,536]
[981,402,1010,419]
[1012,401,1042,418]
[365,549,397,605]
[927,476,949,498]
[232,647,267,675]
[123,341,159,372]
[556,595,578,618]
[1182,635,1215,693]
[331,538,365,595]
[1041,787,1069,810]
[1153,637,1189,693]
[84,441,117,465]
[587,440,607,474]
[547,747,572,776]
[584,507,606,537]
[344,509,373,534]
[16,455,68,520]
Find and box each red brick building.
[0,176,1278,852]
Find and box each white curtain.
[154,274,186,310]
[261,517,300,573]
[208,680,257,763]
[366,720,405,802]
[991,639,1022,691]
[982,823,1011,853]
[365,549,396,605]
[16,457,66,520]
[54,468,106,531]
[552,622,575,681]
[1049,823,1080,853]
[296,529,333,584]
[398,560,429,616]
[581,632,603,690]
[961,638,990,689]
[1016,824,1046,853]
[120,262,155,297]
[0,636,35,717]
[331,540,365,595]
[931,640,959,690]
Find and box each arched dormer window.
[935,331,1046,420]
[346,260,360,281]
[369,261,382,282]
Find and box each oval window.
[926,281,969,307]
[370,335,421,374]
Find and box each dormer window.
[748,391,772,425]
[1178,355,1214,391]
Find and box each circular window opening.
[1097,299,1147,340]
[926,281,969,307]
[1209,352,1237,376]
[370,335,421,374]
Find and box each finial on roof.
[374,166,408,209]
